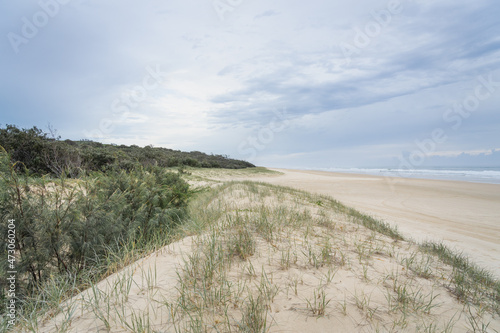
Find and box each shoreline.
[247,168,500,278]
[289,167,500,185]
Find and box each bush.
[0,125,51,174]
[0,151,190,306]
[0,125,255,176]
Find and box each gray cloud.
[1,0,499,166]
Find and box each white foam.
[315,167,500,184]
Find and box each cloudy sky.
[1,0,500,168]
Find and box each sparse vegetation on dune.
[2,166,500,332]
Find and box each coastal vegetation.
[0,132,499,331]
[0,125,254,177]
[0,150,191,323]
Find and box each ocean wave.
[318,167,500,184]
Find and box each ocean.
[317,167,500,184]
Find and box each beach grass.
[4,167,500,332]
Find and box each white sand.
[245,168,500,278]
[36,173,500,332]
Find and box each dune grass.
[4,168,500,332]
[173,180,500,331]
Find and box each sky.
[1,0,500,169]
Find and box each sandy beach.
[247,168,500,278]
[36,168,500,332]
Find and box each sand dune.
[242,169,500,278]
[38,178,500,332]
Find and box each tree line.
[0,124,254,177]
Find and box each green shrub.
[0,151,190,310]
[0,125,254,176]
[0,125,51,174]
